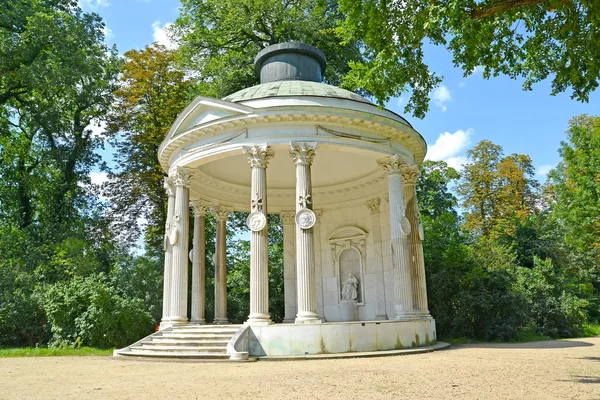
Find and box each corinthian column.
[160,177,175,328]
[400,162,431,319]
[190,201,210,324]
[290,142,320,324]
[213,206,231,324]
[280,212,297,323]
[377,155,414,320]
[169,167,194,324]
[366,197,388,320]
[243,144,274,325]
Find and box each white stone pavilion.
[115,42,437,360]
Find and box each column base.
[169,316,189,324]
[412,311,433,320]
[375,314,389,321]
[295,311,322,324]
[246,313,273,326]
[282,318,296,324]
[190,318,207,324]
[213,318,230,325]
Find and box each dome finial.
[254,42,327,84]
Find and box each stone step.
[169,328,239,335]
[119,350,231,359]
[131,345,227,353]
[143,339,230,346]
[174,324,242,330]
[160,333,233,340]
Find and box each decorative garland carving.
[316,125,391,144]
[366,197,380,214]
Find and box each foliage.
[336,0,600,117]
[417,160,460,218]
[105,44,192,255]
[515,257,589,338]
[548,115,600,254]
[458,140,538,237]
[173,0,364,99]
[42,274,154,349]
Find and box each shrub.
[43,274,153,348]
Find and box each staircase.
[114,324,243,360]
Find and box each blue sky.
[82,0,599,185]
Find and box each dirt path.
[1,338,599,399]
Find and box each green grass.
[0,347,113,358]
[581,323,600,337]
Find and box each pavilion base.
[247,318,436,357]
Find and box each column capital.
[400,163,420,185]
[164,177,175,197]
[213,206,232,222]
[280,211,296,225]
[190,200,211,217]
[169,166,194,187]
[376,154,411,175]
[366,197,381,214]
[290,142,317,165]
[243,144,275,168]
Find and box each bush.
[43,274,154,348]
[516,257,589,337]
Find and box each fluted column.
[280,212,297,323]
[290,142,320,324]
[377,155,414,320]
[160,177,176,327]
[243,144,274,325]
[190,201,210,324]
[400,163,431,319]
[169,167,193,323]
[366,197,388,320]
[214,206,231,324]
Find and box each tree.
[336,0,600,117]
[173,0,364,99]
[458,140,539,237]
[548,115,600,254]
[458,140,504,235]
[105,44,192,255]
[417,160,460,218]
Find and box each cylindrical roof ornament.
[254,42,327,84]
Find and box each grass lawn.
[0,347,113,358]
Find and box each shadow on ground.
[446,339,594,350]
[559,376,600,384]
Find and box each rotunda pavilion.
[116,42,437,359]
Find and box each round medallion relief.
[418,223,425,241]
[163,233,168,251]
[246,211,267,232]
[400,217,412,236]
[296,208,316,229]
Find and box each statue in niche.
[341,273,359,301]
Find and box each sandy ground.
[1,338,599,400]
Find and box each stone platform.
[242,319,436,357]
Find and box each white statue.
[341,273,358,301]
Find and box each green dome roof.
[223,80,372,104]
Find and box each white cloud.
[431,84,451,111]
[152,21,177,50]
[425,129,474,170]
[90,171,109,186]
[79,0,110,9]
[536,164,554,177]
[102,24,113,40]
